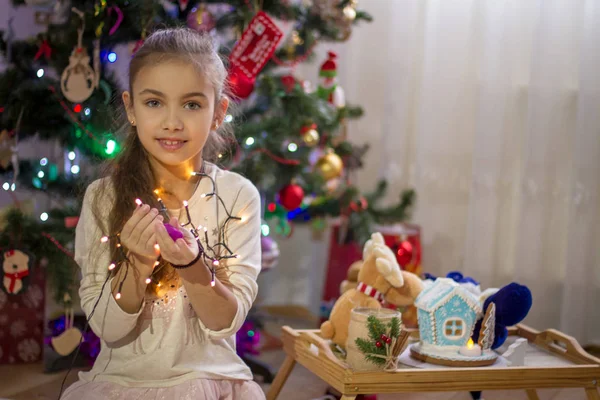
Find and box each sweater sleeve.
[195,179,262,341]
[75,180,144,343]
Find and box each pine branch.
[389,317,400,338]
[355,337,385,366]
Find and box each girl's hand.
[120,202,163,265]
[155,217,200,266]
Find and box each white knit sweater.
[74,163,261,387]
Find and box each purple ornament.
[164,223,184,241]
[187,5,216,32]
[261,235,274,252]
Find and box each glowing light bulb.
[40,157,48,166]
[10,183,15,191]
[218,153,223,159]
[100,236,109,243]
[245,137,255,146]
[213,260,219,266]
[68,151,76,160]
[261,224,270,236]
[154,244,160,251]
[154,189,160,195]
[108,52,117,63]
[210,280,216,287]
[224,114,233,123]
[115,292,121,299]
[84,107,91,116]
[154,261,160,267]
[288,143,298,152]
[145,278,152,284]
[2,182,9,191]
[71,165,80,174]
[105,140,116,155]
[37,68,44,78]
[135,198,142,206]
[38,171,45,178]
[183,200,188,207]
[108,263,116,270]
[40,212,49,221]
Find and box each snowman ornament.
[316,51,345,109]
[60,9,99,103]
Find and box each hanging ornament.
[187,3,216,32]
[278,183,304,211]
[280,75,297,93]
[261,236,280,271]
[315,150,344,181]
[2,249,34,295]
[396,240,414,268]
[228,66,256,100]
[312,0,353,41]
[317,51,346,108]
[343,0,358,21]
[300,123,320,147]
[60,9,99,103]
[50,293,82,356]
[229,11,284,91]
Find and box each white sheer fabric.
[297,0,599,345]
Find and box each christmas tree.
[0,0,415,305]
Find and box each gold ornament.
[343,5,357,21]
[316,150,344,180]
[301,124,320,147]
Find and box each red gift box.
[0,266,45,364]
[321,222,422,328]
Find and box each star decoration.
[212,228,219,237]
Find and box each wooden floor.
[0,316,596,400]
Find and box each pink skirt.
[60,378,265,400]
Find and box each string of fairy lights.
[100,169,243,298]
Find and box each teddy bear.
[2,249,33,295]
[320,232,424,348]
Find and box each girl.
[61,28,265,399]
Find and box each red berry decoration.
[278,183,304,211]
[385,338,392,345]
[380,334,388,341]
[375,341,382,348]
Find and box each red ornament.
[278,184,304,211]
[73,104,82,113]
[281,75,297,92]
[267,202,277,213]
[385,338,392,345]
[375,341,382,348]
[396,240,414,268]
[228,66,256,100]
[380,334,388,341]
[229,11,283,80]
[64,216,79,228]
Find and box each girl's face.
[123,60,228,172]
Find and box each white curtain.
[301,0,600,345]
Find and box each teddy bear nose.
[12,264,18,269]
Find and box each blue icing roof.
[415,278,482,314]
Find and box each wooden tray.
[266,324,600,400]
